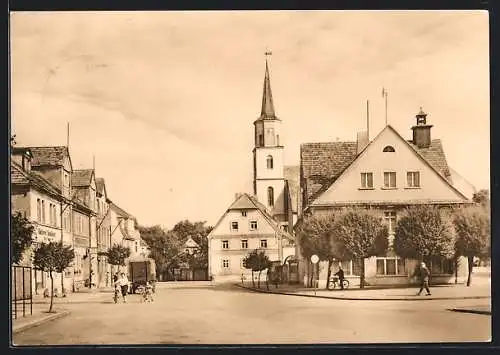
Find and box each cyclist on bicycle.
[334,264,345,290]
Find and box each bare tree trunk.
[454,256,458,284]
[325,259,332,290]
[49,271,54,313]
[308,262,313,288]
[467,256,474,287]
[258,270,262,288]
[61,270,65,296]
[360,258,366,289]
[251,270,255,288]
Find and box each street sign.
[311,254,319,264]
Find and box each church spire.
[260,53,276,119]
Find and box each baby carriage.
[138,282,155,303]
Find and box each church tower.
[253,56,287,225]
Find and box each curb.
[449,308,491,316]
[236,284,491,301]
[12,310,70,335]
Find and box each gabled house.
[298,108,474,287]
[207,193,295,282]
[108,200,142,265]
[11,148,67,295]
[95,178,112,287]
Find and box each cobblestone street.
[13,282,491,345]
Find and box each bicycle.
[328,276,350,290]
[113,286,120,303]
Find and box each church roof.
[301,127,455,207]
[255,60,279,122]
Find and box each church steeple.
[260,59,276,119]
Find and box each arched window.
[266,155,274,169]
[383,146,395,152]
[267,187,274,207]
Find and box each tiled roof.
[301,135,453,208]
[284,165,300,213]
[110,201,133,218]
[300,141,358,206]
[11,162,30,185]
[26,146,68,167]
[210,193,294,242]
[408,139,450,178]
[73,169,94,187]
[11,161,61,197]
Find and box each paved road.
[13,282,491,345]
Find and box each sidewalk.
[237,282,491,301]
[12,289,111,335]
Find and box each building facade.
[11,148,67,295]
[11,144,147,294]
[208,193,295,282]
[298,109,474,287]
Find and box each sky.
[10,11,490,229]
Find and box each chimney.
[411,107,433,148]
[356,131,369,154]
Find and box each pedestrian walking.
[334,264,345,290]
[414,262,432,296]
[114,272,130,303]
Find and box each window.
[336,260,361,276]
[241,211,247,217]
[241,239,248,249]
[240,258,246,269]
[426,257,453,275]
[407,171,420,188]
[277,134,280,146]
[222,259,230,268]
[360,172,373,189]
[266,128,275,145]
[383,172,396,188]
[266,155,274,169]
[260,239,268,248]
[41,200,46,224]
[376,257,406,275]
[383,146,395,152]
[222,240,229,249]
[258,134,264,146]
[231,221,239,231]
[37,199,41,222]
[267,187,274,207]
[250,221,258,231]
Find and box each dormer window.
[383,146,395,152]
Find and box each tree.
[332,208,388,289]
[472,189,490,210]
[295,213,338,289]
[139,226,183,279]
[243,249,272,288]
[394,206,455,268]
[33,242,74,313]
[453,206,490,286]
[103,244,131,274]
[11,212,34,265]
[171,220,213,270]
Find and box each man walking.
[114,272,130,303]
[415,262,432,296]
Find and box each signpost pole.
[310,255,319,296]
